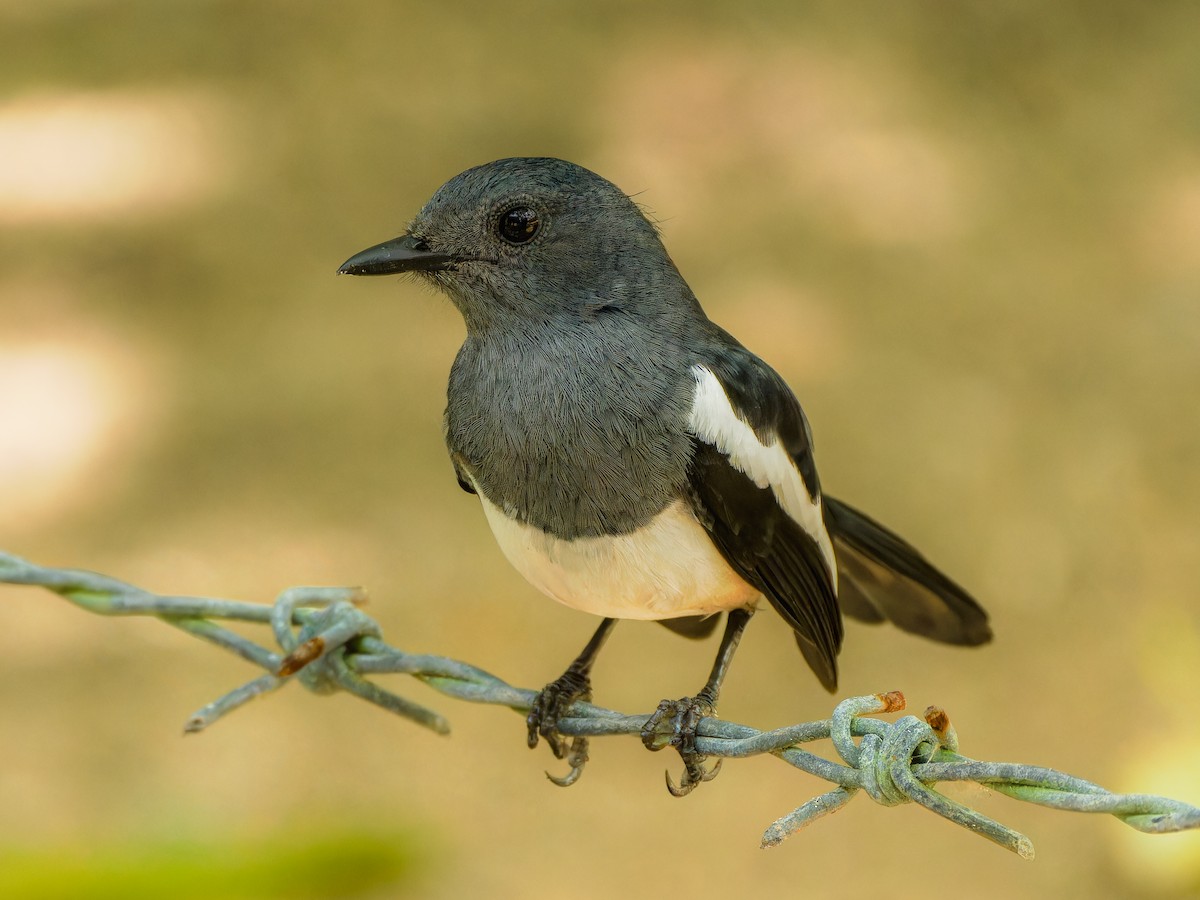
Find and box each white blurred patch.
[0,89,228,224]
[0,328,163,529]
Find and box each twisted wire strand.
[3,549,1197,857]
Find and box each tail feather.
[824,495,992,646]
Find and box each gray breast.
[445,320,696,540]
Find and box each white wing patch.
[687,364,837,582]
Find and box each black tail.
[823,496,992,646]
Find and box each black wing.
[824,496,991,645]
[685,347,843,691]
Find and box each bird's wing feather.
[685,355,843,690]
[823,495,992,645]
[450,454,478,495]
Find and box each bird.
[338,157,991,795]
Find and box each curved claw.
[548,764,586,788]
[642,694,722,796]
[526,670,593,784]
[665,758,723,797]
[545,732,591,787]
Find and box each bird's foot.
[640,694,722,797]
[527,668,592,787]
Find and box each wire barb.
[3,548,1198,855]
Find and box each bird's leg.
[641,607,753,797]
[527,617,616,786]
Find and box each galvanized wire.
[3,549,1197,857]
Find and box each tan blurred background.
[2,1,1199,897]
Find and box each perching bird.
[339,157,991,794]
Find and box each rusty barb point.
[2,549,1198,857]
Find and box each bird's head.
[338,157,688,332]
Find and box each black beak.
[337,233,460,276]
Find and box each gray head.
[338,157,699,332]
[341,159,717,538]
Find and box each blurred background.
[2,1,1198,897]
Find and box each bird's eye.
[497,207,540,244]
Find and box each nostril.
[410,236,431,252]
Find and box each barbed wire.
[2,549,1197,857]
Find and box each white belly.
[477,496,760,620]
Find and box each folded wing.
[685,354,843,691]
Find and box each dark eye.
[498,207,540,244]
